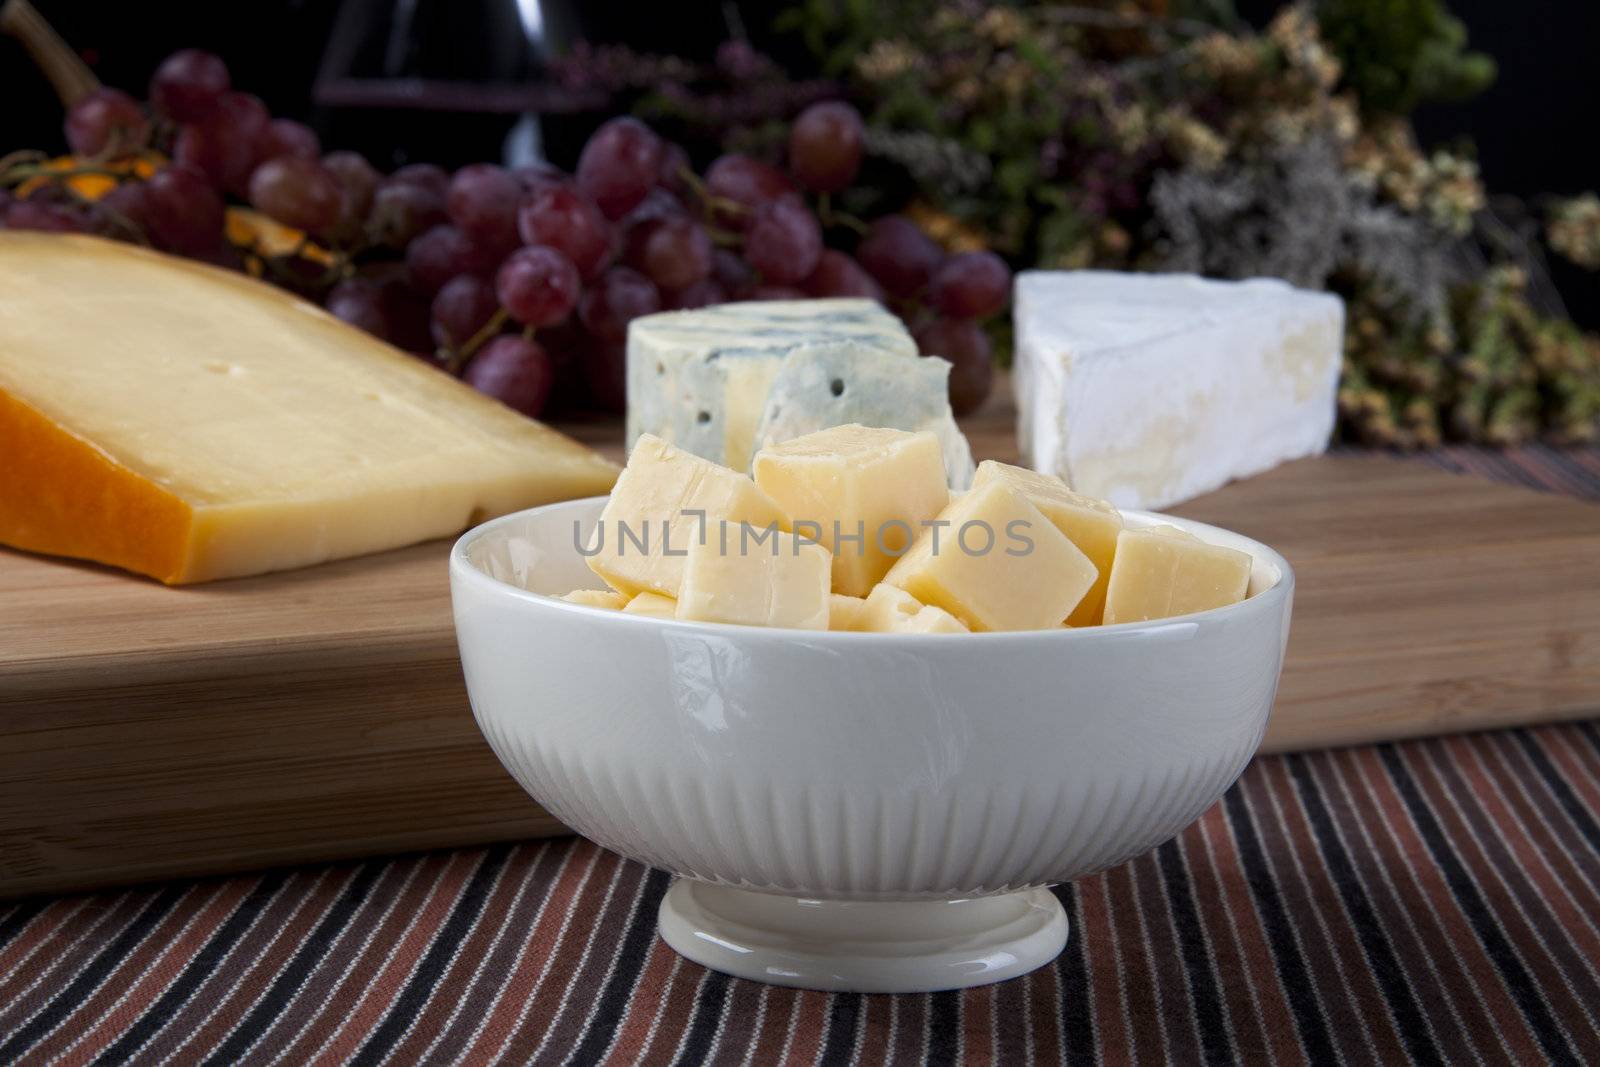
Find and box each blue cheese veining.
[626,299,918,471]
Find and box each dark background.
[5,0,1597,191]
[4,0,1596,312]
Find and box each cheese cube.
[883,481,1097,632]
[586,435,789,598]
[1013,271,1343,509]
[752,425,949,596]
[970,460,1122,625]
[829,593,870,631]
[560,589,627,610]
[752,344,976,489]
[626,299,917,471]
[622,591,678,618]
[676,531,831,630]
[0,234,619,584]
[857,583,968,634]
[1102,525,1252,624]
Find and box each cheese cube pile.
[562,431,1255,632]
[561,589,628,610]
[753,425,949,596]
[882,480,1097,632]
[679,531,832,629]
[1102,526,1252,625]
[969,460,1123,626]
[584,435,789,598]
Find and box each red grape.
[497,246,581,327]
[857,215,944,298]
[744,194,822,285]
[745,284,807,301]
[447,163,522,244]
[517,184,611,280]
[578,266,661,342]
[715,40,773,81]
[914,317,994,415]
[512,161,565,191]
[93,181,152,238]
[929,250,1011,320]
[657,142,693,199]
[803,249,886,301]
[143,164,224,255]
[369,179,448,248]
[581,339,628,412]
[788,101,864,194]
[389,163,451,197]
[665,278,728,310]
[64,89,149,158]
[626,216,712,291]
[367,267,435,352]
[325,279,391,338]
[430,275,499,349]
[149,49,230,123]
[465,335,555,417]
[323,150,380,239]
[711,248,756,297]
[620,187,687,230]
[576,117,663,220]
[258,119,321,163]
[248,156,342,235]
[704,154,794,229]
[174,92,269,196]
[406,224,491,296]
[4,199,86,233]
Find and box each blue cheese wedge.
[752,345,976,489]
[1013,271,1344,510]
[626,299,916,471]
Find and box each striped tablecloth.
[2,448,1598,1067]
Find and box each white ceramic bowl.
[450,497,1293,993]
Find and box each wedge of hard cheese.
[0,233,619,583]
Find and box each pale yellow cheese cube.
[971,460,1123,626]
[561,588,627,610]
[883,481,1096,632]
[829,593,870,631]
[752,425,949,596]
[675,531,831,629]
[857,583,968,634]
[587,434,789,598]
[1102,525,1252,624]
[622,591,678,618]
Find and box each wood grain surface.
[3,384,1597,896]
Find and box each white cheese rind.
[626,299,917,471]
[1013,270,1345,510]
[752,347,976,489]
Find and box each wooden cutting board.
[3,398,1597,897]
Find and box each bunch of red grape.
[0,49,1010,418]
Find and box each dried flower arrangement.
[583,0,1600,447]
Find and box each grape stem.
[447,306,511,374]
[0,162,135,187]
[677,164,751,221]
[0,0,101,107]
[816,192,869,236]
[0,149,48,175]
[95,199,150,245]
[245,238,351,292]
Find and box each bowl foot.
[657,880,1068,993]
